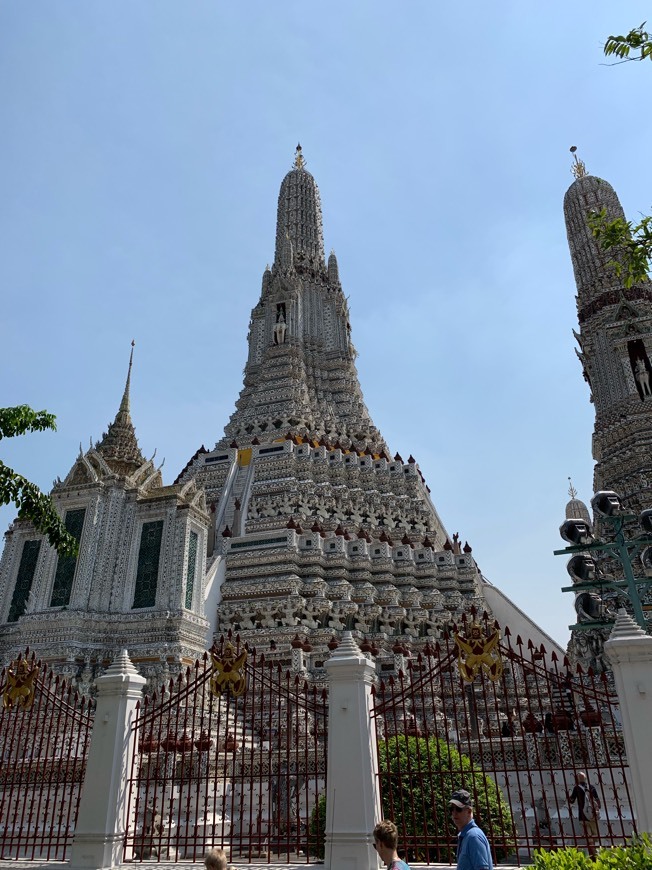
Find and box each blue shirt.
[456,820,493,870]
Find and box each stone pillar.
[325,632,381,870]
[70,650,146,870]
[604,609,652,834]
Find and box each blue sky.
[1,2,651,646]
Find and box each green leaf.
[0,405,57,440]
[604,22,651,63]
[587,209,652,288]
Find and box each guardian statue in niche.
[634,357,651,398]
[274,302,287,345]
[274,312,287,344]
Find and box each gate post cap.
[105,649,141,676]
[331,631,360,658]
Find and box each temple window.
[133,520,164,609]
[50,508,86,607]
[8,540,41,622]
[185,530,198,610]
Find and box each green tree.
[0,406,77,556]
[309,735,514,862]
[378,735,514,862]
[588,23,652,287]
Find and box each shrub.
[308,793,326,859]
[378,735,514,862]
[533,834,652,869]
[532,847,594,869]
[309,736,514,863]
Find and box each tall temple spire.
[95,341,145,475]
[563,164,652,673]
[274,144,325,269]
[563,169,628,311]
[175,151,537,697]
[219,154,383,450]
[564,164,652,510]
[564,477,591,524]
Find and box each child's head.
[204,848,227,870]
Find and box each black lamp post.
[555,490,652,632]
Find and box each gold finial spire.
[570,146,587,180]
[293,143,306,170]
[568,476,578,500]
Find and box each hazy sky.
[2,3,650,646]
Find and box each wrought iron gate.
[371,612,635,865]
[0,651,94,860]
[123,635,328,863]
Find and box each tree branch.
[588,209,652,289]
[0,461,78,556]
[0,406,57,440]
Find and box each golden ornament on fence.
[210,642,247,698]
[454,621,503,682]
[2,658,40,711]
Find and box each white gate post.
[604,609,652,834]
[325,632,381,870]
[70,650,146,870]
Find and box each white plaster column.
[325,632,381,870]
[70,650,146,870]
[604,609,652,834]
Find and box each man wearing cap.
[449,789,493,870]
